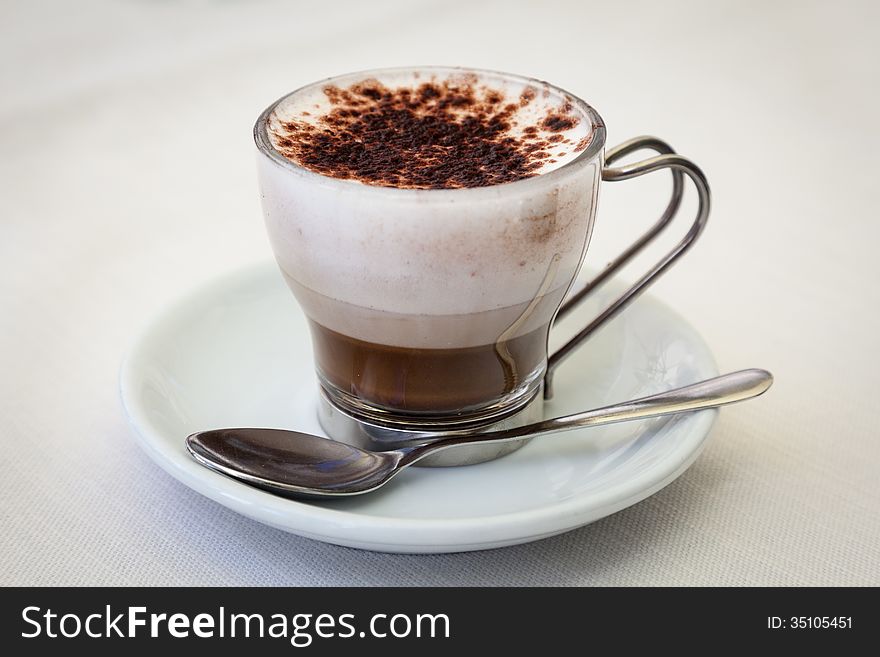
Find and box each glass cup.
[254,67,709,465]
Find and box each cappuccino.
[256,68,601,421]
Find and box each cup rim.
[253,65,607,197]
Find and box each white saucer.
[120,263,719,553]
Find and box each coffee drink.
[256,68,602,422]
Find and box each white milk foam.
[257,69,601,348]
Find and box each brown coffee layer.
[270,77,584,189]
[308,321,549,414]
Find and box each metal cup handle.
[544,136,711,400]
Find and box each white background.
[2,0,878,585]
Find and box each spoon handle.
[408,369,772,459]
[532,368,772,436]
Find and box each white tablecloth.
[2,0,878,586]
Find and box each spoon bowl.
[187,428,408,499]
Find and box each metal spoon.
[185,368,772,500]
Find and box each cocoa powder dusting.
[270,79,583,189]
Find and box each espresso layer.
[309,321,548,414]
